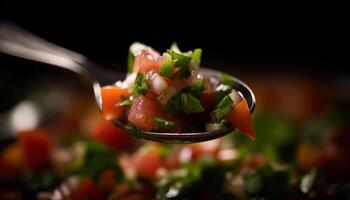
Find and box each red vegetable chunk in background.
[90,121,134,152]
[19,129,52,170]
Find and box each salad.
[101,43,255,139]
[1,43,349,200]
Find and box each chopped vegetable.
[132,73,148,97]
[211,95,234,122]
[90,121,133,152]
[157,86,177,105]
[19,129,51,170]
[166,92,204,114]
[133,144,163,179]
[128,95,165,131]
[221,73,236,87]
[147,72,168,95]
[226,99,256,140]
[160,54,175,78]
[182,80,205,99]
[192,48,202,66]
[102,43,255,136]
[72,140,124,181]
[117,98,132,107]
[71,177,103,200]
[167,49,192,77]
[101,86,130,120]
[154,117,178,132]
[244,165,289,200]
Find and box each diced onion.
[157,87,177,105]
[186,70,204,85]
[205,123,224,131]
[115,72,137,90]
[229,89,243,106]
[146,71,168,95]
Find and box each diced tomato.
[0,143,24,176]
[133,144,162,179]
[19,129,51,169]
[202,78,214,109]
[164,151,180,170]
[296,142,322,172]
[101,86,130,120]
[98,169,119,192]
[190,139,221,159]
[240,154,267,173]
[133,51,163,73]
[128,95,165,131]
[90,121,134,152]
[226,99,256,140]
[71,177,102,200]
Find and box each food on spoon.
[101,43,255,139]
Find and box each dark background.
[1,2,348,68]
[0,1,349,110]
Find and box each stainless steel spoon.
[0,22,255,143]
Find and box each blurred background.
[0,1,349,200]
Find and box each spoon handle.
[0,22,120,85]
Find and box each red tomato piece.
[101,86,130,120]
[202,78,214,109]
[128,95,165,131]
[226,100,256,140]
[0,143,24,176]
[133,51,163,73]
[133,144,162,179]
[18,129,51,169]
[190,139,221,159]
[98,169,119,192]
[71,177,102,200]
[90,121,134,152]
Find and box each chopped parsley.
[211,95,234,122]
[132,73,148,97]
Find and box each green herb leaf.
[167,49,192,78]
[117,98,132,107]
[192,48,202,65]
[166,93,204,114]
[182,80,205,99]
[182,93,204,114]
[154,117,178,132]
[127,51,135,73]
[213,84,233,104]
[244,165,289,199]
[160,56,175,78]
[73,140,124,181]
[221,73,236,87]
[132,73,148,97]
[211,95,233,122]
[124,124,141,137]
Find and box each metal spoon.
[0,22,255,143]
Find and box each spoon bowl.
[0,22,255,143]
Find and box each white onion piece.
[186,70,204,85]
[115,72,137,90]
[229,90,243,106]
[205,123,224,131]
[157,87,177,105]
[146,71,168,95]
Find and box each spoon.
[0,22,255,143]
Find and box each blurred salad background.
[1,1,349,200]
